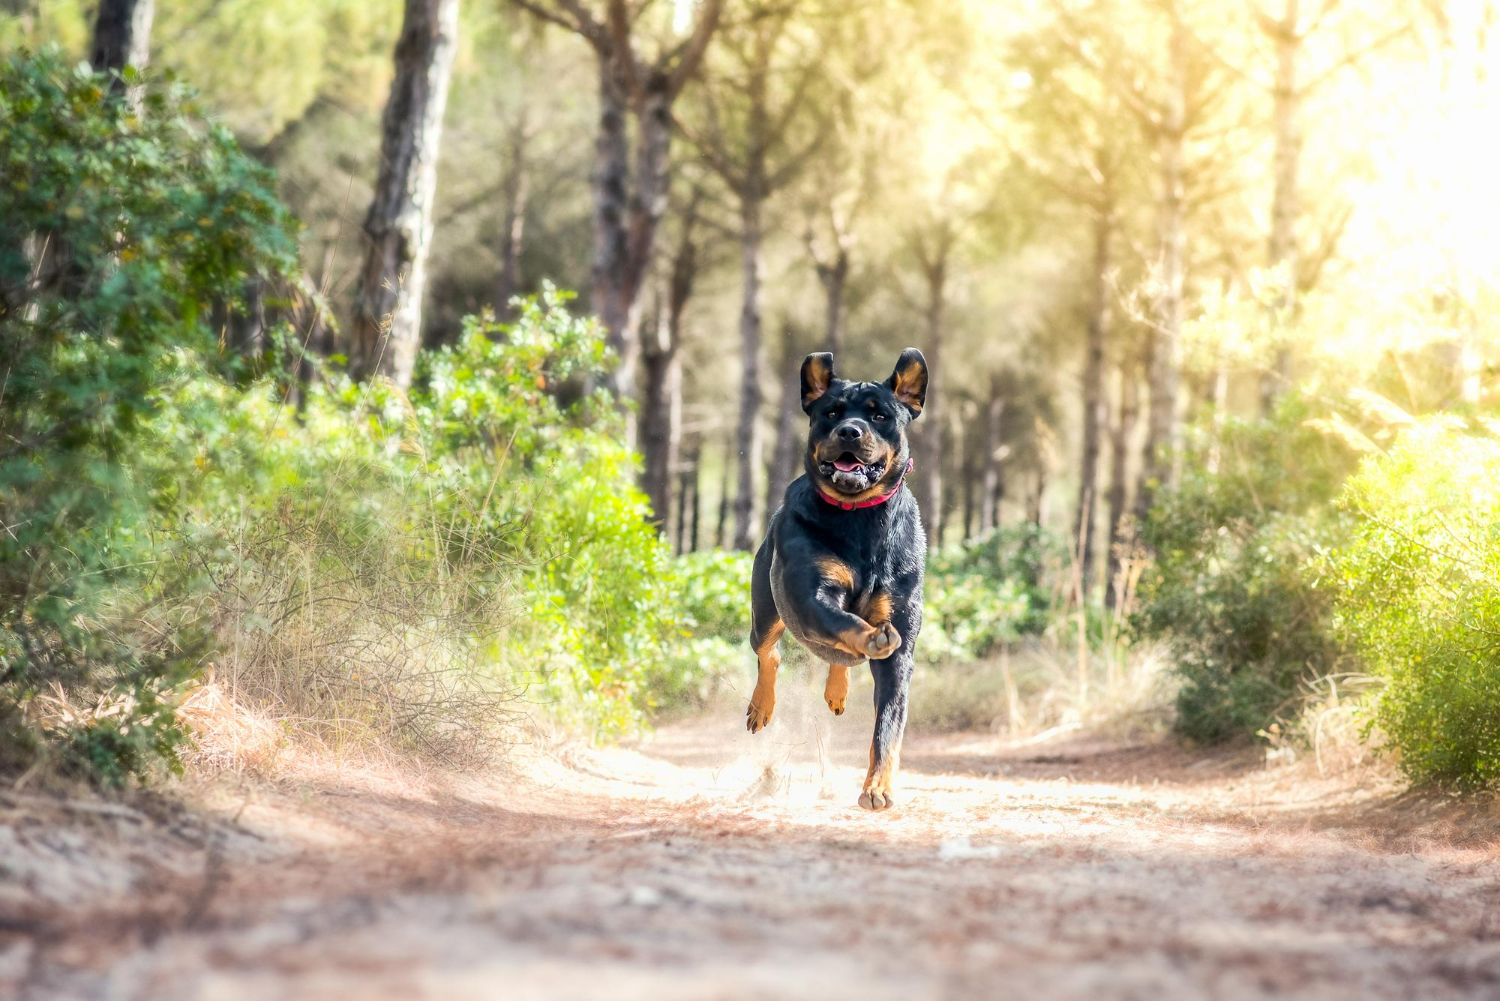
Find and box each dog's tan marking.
[834,620,901,661]
[824,663,850,716]
[860,737,902,811]
[814,555,855,591]
[747,620,784,733]
[856,591,893,626]
[801,353,835,408]
[886,349,927,413]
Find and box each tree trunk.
[590,65,675,404]
[731,196,765,551]
[90,0,153,103]
[1105,356,1140,611]
[1134,10,1188,525]
[979,382,1004,535]
[1075,211,1111,597]
[589,57,633,386]
[765,339,802,518]
[639,303,681,532]
[230,275,266,358]
[954,414,978,540]
[676,439,700,554]
[350,0,459,389]
[717,430,733,548]
[494,109,530,316]
[688,450,701,552]
[961,411,977,541]
[1262,0,1302,412]
[815,247,849,355]
[640,209,698,533]
[1028,467,1047,527]
[917,256,947,552]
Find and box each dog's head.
[800,348,928,502]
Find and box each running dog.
[747,348,927,811]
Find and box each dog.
[747,348,928,811]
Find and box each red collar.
[816,459,913,511]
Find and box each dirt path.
[6,683,1500,1000]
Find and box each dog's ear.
[801,353,836,412]
[884,348,928,416]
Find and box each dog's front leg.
[786,556,902,661]
[862,601,919,811]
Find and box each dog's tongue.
[833,458,864,472]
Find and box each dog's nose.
[836,422,863,442]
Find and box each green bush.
[646,550,753,713]
[0,49,715,777]
[176,289,688,745]
[1135,401,1355,743]
[926,523,1066,653]
[1330,418,1500,786]
[0,52,299,783]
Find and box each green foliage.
[1330,419,1500,787]
[420,296,674,736]
[646,550,753,713]
[923,524,1065,659]
[0,52,299,784]
[194,289,683,743]
[1134,401,1355,743]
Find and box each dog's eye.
[873,412,888,422]
[827,408,842,420]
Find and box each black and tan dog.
[747,348,928,811]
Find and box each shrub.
[178,289,686,746]
[1330,418,1500,787]
[1134,400,1355,743]
[0,56,702,778]
[925,523,1066,653]
[0,52,299,783]
[647,550,753,714]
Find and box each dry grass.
[911,635,1175,740]
[1259,671,1387,777]
[174,677,288,776]
[191,508,528,771]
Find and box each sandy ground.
[5,675,1500,1001]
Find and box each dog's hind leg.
[747,535,783,733]
[824,664,849,715]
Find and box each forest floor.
[6,676,1500,1000]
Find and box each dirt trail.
[6,680,1500,1000]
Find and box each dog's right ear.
[800,353,835,412]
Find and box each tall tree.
[1134,2,1192,525]
[1008,18,1139,594]
[764,325,806,518]
[797,91,880,358]
[909,217,955,552]
[1250,0,1412,408]
[978,376,1007,535]
[639,196,704,530]
[350,0,461,388]
[1053,0,1230,526]
[1104,344,1141,610]
[509,0,724,402]
[90,0,154,103]
[494,107,532,315]
[683,2,828,549]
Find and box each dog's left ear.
[801,352,835,412]
[884,348,927,416]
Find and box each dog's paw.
[824,666,849,716]
[746,698,774,733]
[858,786,895,811]
[864,623,901,660]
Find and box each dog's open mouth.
[819,452,887,492]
